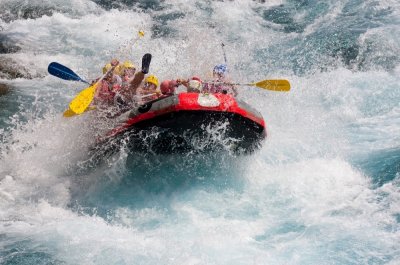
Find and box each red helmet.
[191,76,202,82]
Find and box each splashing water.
[0,0,399,264]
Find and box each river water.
[0,0,399,264]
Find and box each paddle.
[68,84,97,114]
[48,62,90,84]
[67,66,114,115]
[235,79,291,92]
[221,43,228,64]
[115,30,145,59]
[217,44,290,92]
[63,106,95,117]
[204,79,290,92]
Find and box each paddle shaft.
[202,79,290,92]
[90,65,118,99]
[115,30,145,61]
[221,43,228,64]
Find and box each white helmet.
[188,80,202,91]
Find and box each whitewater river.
[0,0,399,264]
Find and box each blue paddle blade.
[48,62,89,84]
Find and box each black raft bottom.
[100,110,266,155]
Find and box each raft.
[96,92,266,154]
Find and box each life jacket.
[119,76,132,98]
[95,75,122,105]
[203,79,234,94]
[136,85,159,104]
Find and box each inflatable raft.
[96,92,266,154]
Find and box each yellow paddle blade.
[251,79,291,92]
[69,84,96,114]
[63,108,76,117]
[63,106,96,118]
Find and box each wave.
[0,0,399,263]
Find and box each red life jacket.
[204,82,234,94]
[95,79,121,105]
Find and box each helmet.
[122,61,135,69]
[145,74,159,87]
[191,76,202,82]
[116,61,136,75]
[188,80,202,92]
[213,64,227,75]
[102,63,112,74]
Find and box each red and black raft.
[96,92,266,154]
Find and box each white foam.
[0,1,399,263]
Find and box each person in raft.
[117,60,136,89]
[94,53,152,108]
[93,59,122,108]
[160,64,239,97]
[159,76,203,95]
[135,74,161,104]
[203,64,237,96]
[114,60,137,107]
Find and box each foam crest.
[0,0,399,263]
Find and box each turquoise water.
[0,0,399,264]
